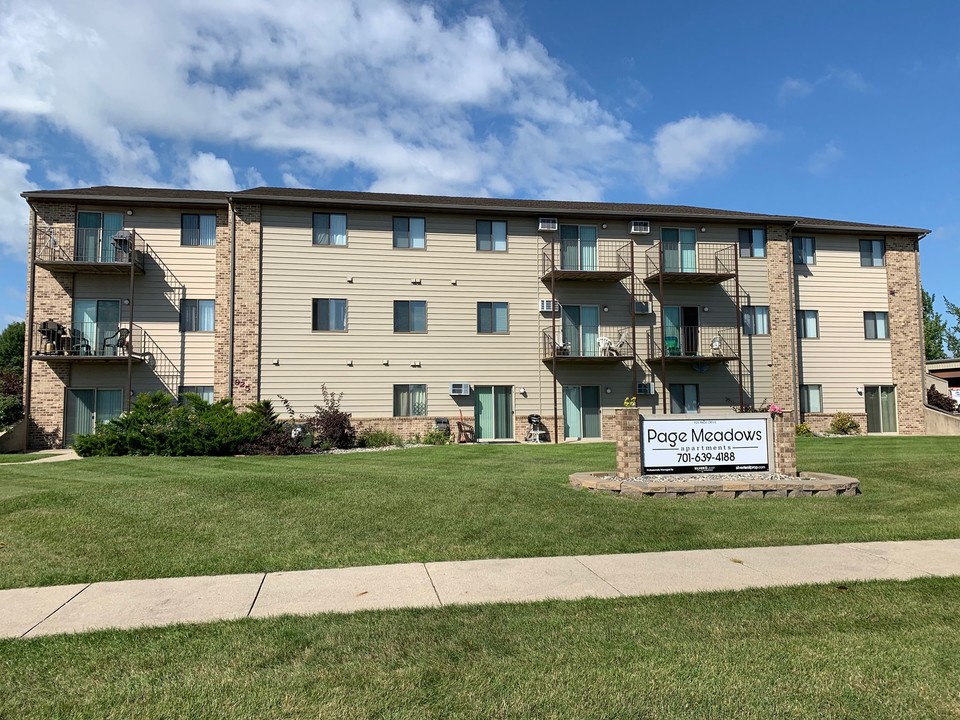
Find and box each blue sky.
[0,0,957,328]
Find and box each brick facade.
[801,412,867,435]
[765,224,798,476]
[614,408,641,478]
[886,235,926,435]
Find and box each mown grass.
[0,453,54,464]
[1,437,959,589]
[3,577,959,719]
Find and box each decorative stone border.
[570,471,860,499]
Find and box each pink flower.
[769,403,784,416]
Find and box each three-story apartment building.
[21,186,928,449]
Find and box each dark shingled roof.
[21,185,929,235]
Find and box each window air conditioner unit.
[539,299,560,313]
[538,217,559,232]
[634,301,651,315]
[637,382,654,396]
[629,220,651,235]
[449,382,472,396]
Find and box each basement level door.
[563,385,602,440]
[474,386,513,440]
[65,388,123,446]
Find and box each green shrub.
[795,422,812,436]
[829,411,861,435]
[0,395,23,426]
[357,428,404,448]
[419,427,452,446]
[300,385,356,449]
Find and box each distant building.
[21,186,928,448]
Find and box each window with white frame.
[860,239,885,267]
[738,228,766,258]
[476,220,507,251]
[393,300,427,333]
[742,306,770,336]
[179,385,215,403]
[313,213,347,246]
[477,302,509,333]
[393,217,425,249]
[797,310,819,339]
[181,214,217,246]
[864,311,889,339]
[793,236,816,264]
[800,384,822,413]
[180,299,215,332]
[312,299,347,331]
[393,384,427,416]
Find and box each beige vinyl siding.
[73,205,217,393]
[260,207,549,418]
[796,234,892,413]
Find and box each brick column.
[214,202,262,407]
[886,235,925,435]
[615,408,641,479]
[27,202,78,449]
[766,225,798,476]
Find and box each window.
[393,217,425,248]
[860,239,885,267]
[393,300,427,333]
[476,220,507,251]
[393,384,427,416]
[477,302,509,334]
[180,300,215,332]
[864,311,889,340]
[800,384,822,413]
[739,228,766,258]
[797,310,819,339]
[179,386,214,403]
[669,384,699,414]
[313,213,347,246]
[312,299,347,331]
[181,214,216,246]
[742,306,770,336]
[793,236,816,264]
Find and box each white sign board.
[641,416,770,474]
[951,389,960,403]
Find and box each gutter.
[227,198,236,398]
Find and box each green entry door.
[65,388,123,446]
[563,385,602,440]
[475,386,514,440]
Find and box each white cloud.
[807,141,843,175]
[0,0,765,201]
[186,152,239,190]
[778,68,869,105]
[649,114,767,197]
[0,154,38,257]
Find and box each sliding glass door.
[76,211,124,262]
[662,228,697,273]
[864,385,897,433]
[563,385,601,439]
[474,386,513,440]
[65,388,123,446]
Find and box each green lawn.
[0,453,54,464]
[1,437,960,589]
[3,577,959,719]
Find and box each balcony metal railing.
[540,240,633,278]
[542,326,635,361]
[643,241,737,280]
[34,320,142,358]
[34,229,145,271]
[646,325,739,360]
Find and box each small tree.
[0,322,25,375]
[923,289,948,360]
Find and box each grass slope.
[1,437,959,589]
[3,577,959,719]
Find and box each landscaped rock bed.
[570,471,860,499]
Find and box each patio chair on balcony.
[664,335,681,356]
[711,334,723,357]
[64,327,91,356]
[102,327,131,356]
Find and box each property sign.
[641,416,770,474]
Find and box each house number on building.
[641,417,770,474]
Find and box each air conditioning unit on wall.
[539,299,560,313]
[538,217,559,232]
[636,382,654,396]
[629,220,651,235]
[449,382,472,396]
[634,301,651,315]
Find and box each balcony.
[542,327,635,362]
[32,320,145,363]
[643,242,737,284]
[646,326,739,363]
[34,229,145,274]
[540,241,633,282]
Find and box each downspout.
[22,204,38,453]
[227,198,236,398]
[786,221,800,416]
[126,226,135,412]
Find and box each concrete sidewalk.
[3,539,960,639]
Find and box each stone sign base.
[571,471,859,499]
